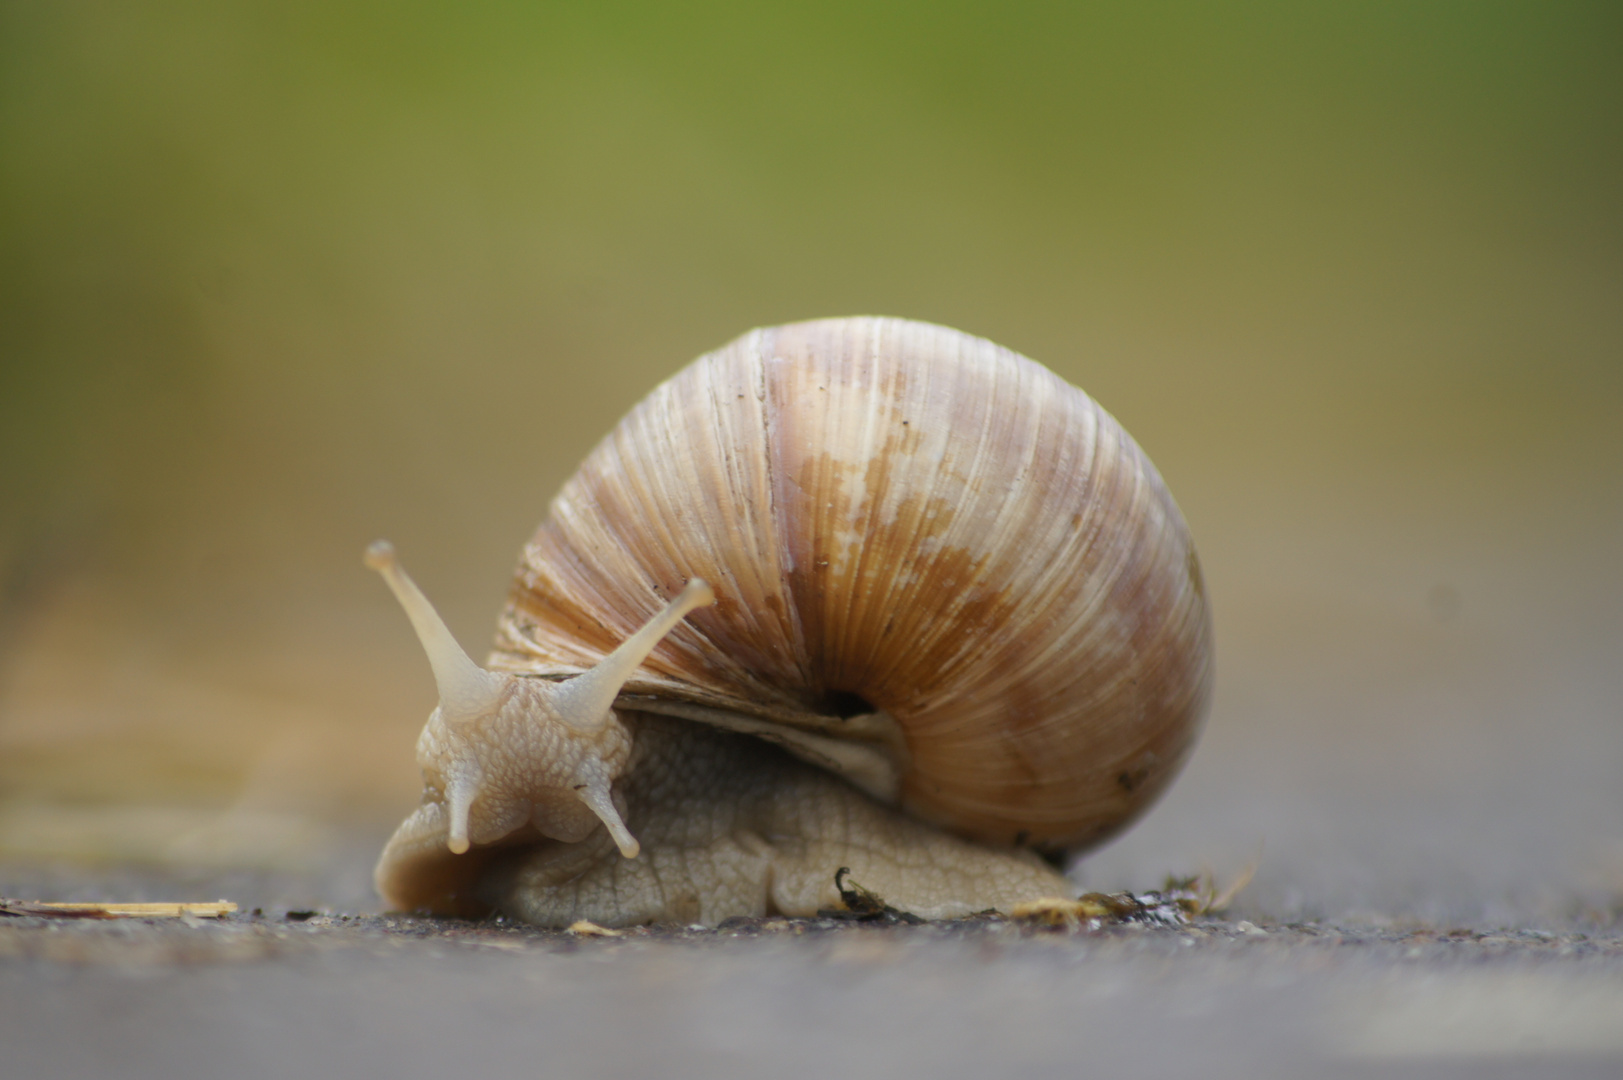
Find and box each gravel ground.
[4,860,1623,1080]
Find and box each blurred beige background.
[1,2,1619,922]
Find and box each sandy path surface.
[3,901,1622,1079]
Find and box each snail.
[367,317,1212,926]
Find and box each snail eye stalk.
[364,540,507,724]
[548,578,716,734]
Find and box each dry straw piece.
[0,899,238,919]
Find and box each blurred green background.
[1,2,1619,915]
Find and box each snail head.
[364,540,714,861]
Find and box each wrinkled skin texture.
[377,716,1071,926]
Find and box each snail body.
[370,317,1212,925]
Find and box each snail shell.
[371,317,1212,924]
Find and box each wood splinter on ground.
[565,920,623,937]
[0,898,238,920]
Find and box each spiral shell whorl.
[492,317,1212,854]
